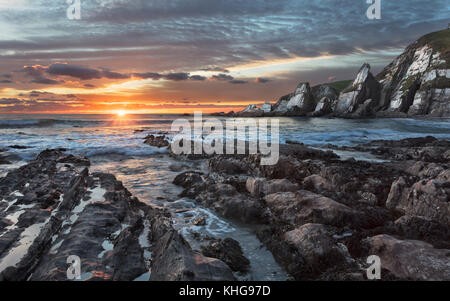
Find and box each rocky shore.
[168,136,450,280]
[1,134,449,281]
[0,150,235,281]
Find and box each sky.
[0,0,449,114]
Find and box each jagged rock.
[236,104,263,117]
[264,191,361,227]
[144,134,169,148]
[246,177,299,197]
[303,174,336,193]
[394,215,450,249]
[310,97,334,117]
[173,171,204,188]
[197,184,267,224]
[0,150,152,281]
[149,217,235,281]
[201,238,250,273]
[286,82,316,114]
[261,101,272,113]
[386,170,450,226]
[364,234,450,280]
[335,64,381,115]
[282,223,354,279]
[57,154,91,166]
[311,84,339,102]
[272,93,294,115]
[377,29,450,116]
[351,98,376,117]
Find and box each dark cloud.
[201,67,230,73]
[229,80,248,84]
[0,80,12,84]
[133,72,164,80]
[189,75,207,81]
[47,63,103,80]
[211,73,234,81]
[22,65,59,85]
[0,98,22,105]
[254,77,271,84]
[164,73,190,81]
[101,70,130,79]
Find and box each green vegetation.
[417,29,450,69]
[327,80,353,92]
[423,76,450,90]
[401,74,420,92]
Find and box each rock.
[377,29,450,116]
[150,217,235,281]
[144,134,169,148]
[303,175,336,193]
[272,93,294,115]
[0,150,153,281]
[246,177,299,197]
[364,234,450,280]
[334,64,382,115]
[261,101,272,113]
[311,84,339,102]
[282,224,353,279]
[310,97,334,117]
[57,154,91,166]
[236,104,263,117]
[394,215,450,249]
[387,171,450,226]
[173,171,204,188]
[201,238,250,273]
[286,82,316,115]
[264,191,360,227]
[193,216,207,226]
[197,184,267,224]
[209,157,252,174]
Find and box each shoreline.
[0,133,449,281]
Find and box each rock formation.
[233,29,450,118]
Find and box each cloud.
[211,73,234,81]
[254,77,271,83]
[46,63,104,80]
[22,65,59,85]
[0,80,12,84]
[229,80,248,84]
[0,98,22,105]
[134,72,206,81]
[201,67,230,73]
[164,72,190,81]
[189,75,207,81]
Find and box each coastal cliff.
[233,29,450,118]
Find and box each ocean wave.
[0,117,177,129]
[83,146,168,157]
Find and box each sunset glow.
[0,1,448,114]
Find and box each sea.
[1,114,449,280]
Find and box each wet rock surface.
[0,150,235,281]
[144,134,169,148]
[201,238,250,274]
[171,136,450,280]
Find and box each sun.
[115,110,127,117]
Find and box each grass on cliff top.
[328,80,352,92]
[417,28,450,68]
[317,80,352,93]
[417,28,450,52]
